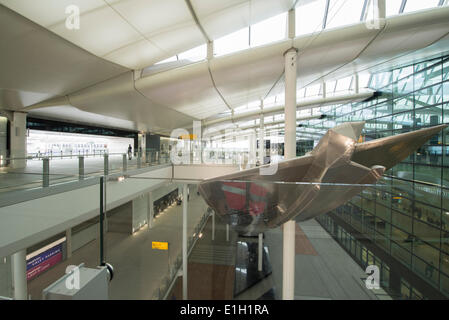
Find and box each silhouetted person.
[128,144,132,160]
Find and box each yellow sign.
[152,241,169,250]
[178,134,197,140]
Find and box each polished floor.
[27,188,207,300]
[265,219,391,300]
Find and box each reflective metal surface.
[198,123,447,236]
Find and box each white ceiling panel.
[29,106,138,131]
[210,41,290,108]
[0,0,105,27]
[192,0,295,40]
[0,5,128,109]
[136,62,228,119]
[103,38,165,70]
[50,5,142,57]
[68,72,195,132]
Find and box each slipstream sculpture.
[198,122,447,236]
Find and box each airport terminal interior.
[1,0,449,301]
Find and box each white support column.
[182,184,188,300]
[66,228,72,259]
[193,120,202,164]
[283,46,298,301]
[9,112,27,169]
[378,0,386,19]
[259,110,264,165]
[226,224,230,242]
[354,74,360,94]
[252,129,257,165]
[148,192,154,229]
[12,250,27,300]
[258,233,263,272]
[322,82,327,99]
[288,9,295,39]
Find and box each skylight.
[178,44,207,62]
[155,55,177,65]
[214,27,249,56]
[326,0,365,29]
[250,12,287,47]
[403,0,441,13]
[386,0,404,16]
[295,0,327,36]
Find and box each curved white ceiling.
[2,3,449,135]
[0,4,128,110]
[0,0,296,69]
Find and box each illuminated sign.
[152,241,169,250]
[26,243,63,281]
[178,134,197,140]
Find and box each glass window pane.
[155,55,177,65]
[403,0,440,13]
[296,0,327,36]
[177,44,207,62]
[386,0,404,16]
[326,0,365,29]
[251,12,287,47]
[214,27,249,56]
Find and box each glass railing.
[2,162,426,300]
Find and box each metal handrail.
[152,209,212,300]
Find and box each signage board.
[152,241,169,250]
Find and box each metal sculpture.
[198,122,447,236]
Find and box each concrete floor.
[265,219,388,300]
[27,187,207,300]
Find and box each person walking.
[128,144,133,160]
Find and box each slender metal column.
[259,111,264,165]
[78,156,84,180]
[42,157,49,187]
[123,154,127,172]
[226,224,229,242]
[100,176,105,266]
[137,150,142,168]
[182,184,188,300]
[258,233,263,272]
[283,46,298,300]
[12,250,27,300]
[148,192,154,229]
[104,154,109,176]
[66,228,72,259]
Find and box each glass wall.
[304,55,449,299]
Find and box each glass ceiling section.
[214,27,249,56]
[386,0,404,16]
[326,0,365,29]
[178,44,207,62]
[403,0,441,13]
[250,12,287,47]
[215,12,288,57]
[295,0,327,36]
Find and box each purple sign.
[26,243,63,281]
